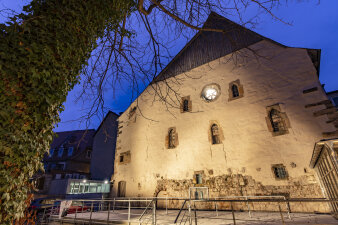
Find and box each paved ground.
[51,209,338,224]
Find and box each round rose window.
[201,83,221,102]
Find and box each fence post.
[107,201,110,224]
[113,198,115,212]
[74,202,78,223]
[128,200,131,225]
[278,202,285,225]
[231,201,236,225]
[245,197,251,218]
[188,201,192,225]
[194,202,197,225]
[283,197,291,219]
[89,201,94,224]
[166,196,168,215]
[152,200,157,225]
[42,207,46,223]
[215,202,218,217]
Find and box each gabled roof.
[152,12,321,83]
[44,129,96,161]
[94,111,119,137]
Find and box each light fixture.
[82,179,87,183]
[104,180,108,184]
[201,83,221,102]
[205,88,217,100]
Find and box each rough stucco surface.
[113,40,336,212]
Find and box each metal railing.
[33,197,338,224]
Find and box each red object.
[66,205,90,214]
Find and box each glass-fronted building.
[66,179,110,195]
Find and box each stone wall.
[154,173,330,213]
[112,40,336,213]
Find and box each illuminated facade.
[112,13,338,212]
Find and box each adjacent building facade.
[90,111,119,181]
[35,129,95,197]
[112,13,338,213]
[34,111,120,199]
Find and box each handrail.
[139,199,153,221]
[174,199,187,223]
[179,208,187,224]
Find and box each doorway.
[117,181,126,197]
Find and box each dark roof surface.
[45,129,95,161]
[152,12,321,83]
[94,111,119,137]
[327,90,338,95]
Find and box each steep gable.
[152,12,264,83]
[152,12,320,83]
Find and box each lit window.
[201,84,221,102]
[211,124,221,144]
[49,149,54,158]
[58,148,64,157]
[205,88,217,100]
[272,164,288,179]
[67,147,74,156]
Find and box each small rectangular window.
[86,150,92,159]
[49,149,54,158]
[67,147,74,156]
[196,174,202,184]
[120,155,124,162]
[272,164,288,179]
[58,148,64,157]
[181,96,191,113]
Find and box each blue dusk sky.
[1,0,337,132]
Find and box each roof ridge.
[55,129,96,134]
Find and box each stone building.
[327,90,338,108]
[112,12,338,213]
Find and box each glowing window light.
[201,83,221,102]
[205,88,217,100]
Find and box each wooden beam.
[305,100,332,108]
[313,107,337,117]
